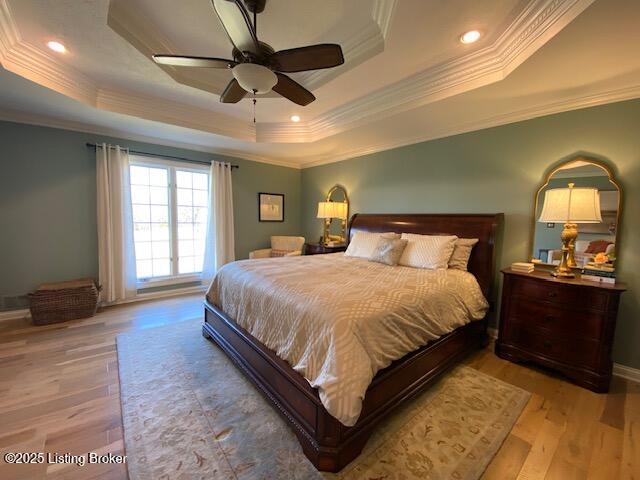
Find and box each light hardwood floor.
[0,294,637,479]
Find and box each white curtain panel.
[202,161,236,282]
[96,143,137,303]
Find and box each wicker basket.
[30,278,99,325]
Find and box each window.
[129,156,209,285]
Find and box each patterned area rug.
[117,319,529,479]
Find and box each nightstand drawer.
[510,276,609,311]
[506,324,599,367]
[509,297,604,340]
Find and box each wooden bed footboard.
[203,300,488,472]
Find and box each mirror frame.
[530,156,623,268]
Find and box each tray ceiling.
[1,0,639,167]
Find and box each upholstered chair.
[249,236,306,259]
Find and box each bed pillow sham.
[448,238,479,271]
[398,233,458,269]
[345,231,400,259]
[369,237,409,266]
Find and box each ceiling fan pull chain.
[252,90,257,123]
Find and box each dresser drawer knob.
[548,291,557,298]
[543,340,552,349]
[544,314,554,322]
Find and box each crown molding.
[0,107,300,169]
[372,0,397,39]
[0,0,259,141]
[96,88,256,141]
[0,0,593,146]
[258,0,596,143]
[299,83,640,168]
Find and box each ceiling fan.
[152,0,345,106]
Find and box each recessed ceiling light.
[47,41,66,53]
[460,30,481,44]
[290,115,301,123]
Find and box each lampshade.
[317,201,348,219]
[539,186,602,224]
[232,63,277,94]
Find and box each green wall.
[301,99,640,369]
[0,121,301,308]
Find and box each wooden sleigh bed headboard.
[348,213,503,297]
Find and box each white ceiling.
[0,0,639,168]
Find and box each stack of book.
[512,262,535,273]
[582,262,616,284]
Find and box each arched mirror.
[531,157,621,275]
[316,185,350,246]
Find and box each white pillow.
[345,231,400,259]
[398,233,458,269]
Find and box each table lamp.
[538,183,602,278]
[317,201,348,245]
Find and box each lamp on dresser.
[538,182,602,277]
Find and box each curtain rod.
[86,143,239,169]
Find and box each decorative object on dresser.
[511,262,535,273]
[203,213,502,471]
[495,268,625,393]
[531,156,621,275]
[316,184,349,246]
[258,192,284,222]
[29,278,100,325]
[249,236,305,258]
[304,242,347,255]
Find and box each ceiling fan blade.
[211,0,260,56]
[270,44,344,73]
[272,73,315,106]
[153,55,236,68]
[220,78,247,103]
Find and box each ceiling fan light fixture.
[232,63,277,94]
[460,30,481,44]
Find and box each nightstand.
[495,268,625,393]
[304,243,347,255]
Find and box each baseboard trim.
[0,308,30,322]
[612,364,640,384]
[101,285,207,307]
[486,326,639,383]
[0,285,206,323]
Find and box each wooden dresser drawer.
[505,323,599,367]
[510,276,609,311]
[509,297,604,340]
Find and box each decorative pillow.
[398,233,458,269]
[448,238,479,271]
[585,240,613,254]
[345,231,400,259]
[369,237,408,266]
[270,249,293,257]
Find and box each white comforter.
[206,253,488,426]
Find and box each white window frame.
[129,154,209,289]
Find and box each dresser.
[304,243,347,255]
[495,268,625,392]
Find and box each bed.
[203,213,502,471]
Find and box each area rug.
[117,319,529,479]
